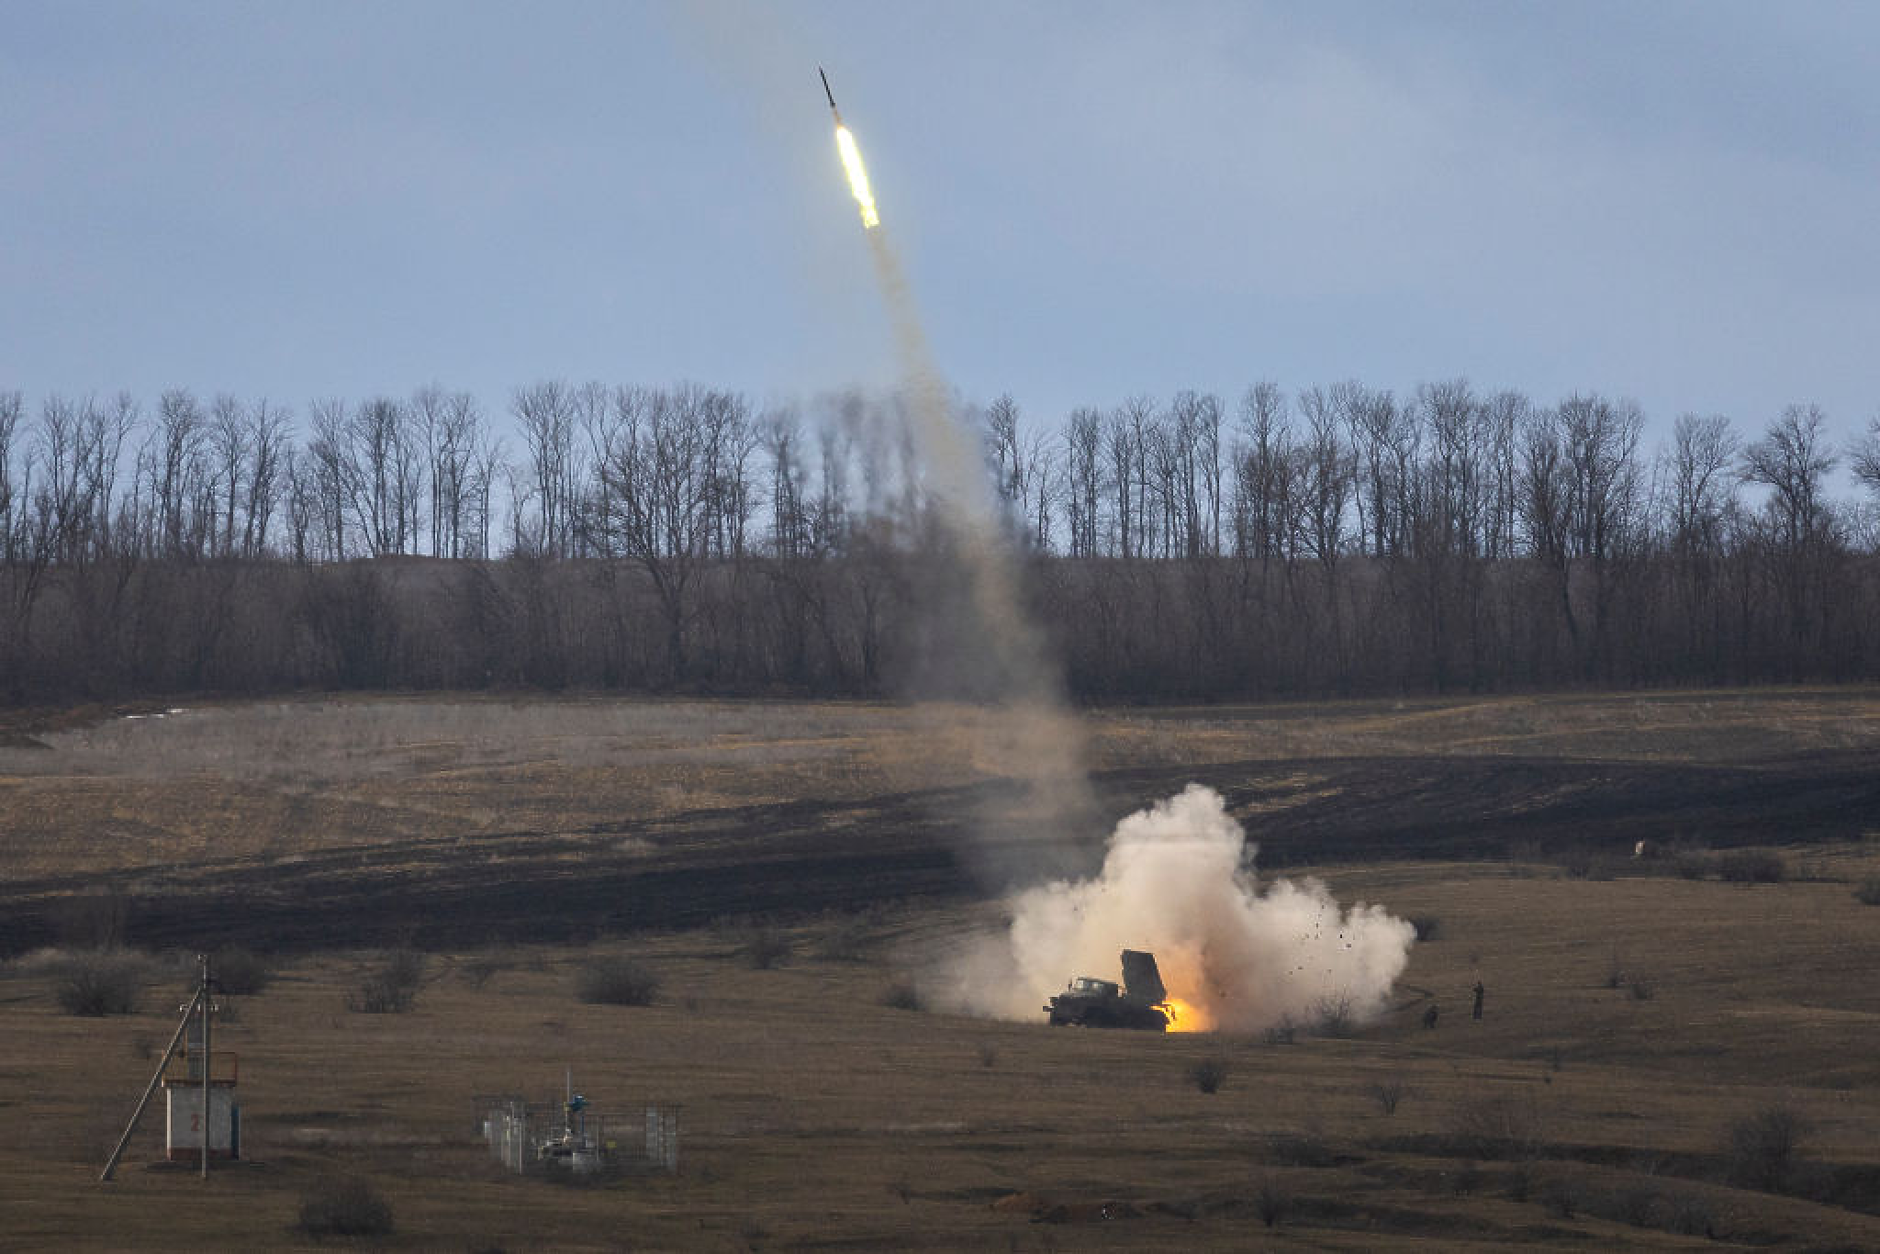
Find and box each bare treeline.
[2,380,1878,703]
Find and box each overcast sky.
[4,0,1877,449]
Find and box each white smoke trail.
[933,784,1416,1033]
[859,223,1099,875]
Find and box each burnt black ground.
[2,750,1875,954]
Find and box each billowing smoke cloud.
[933,784,1416,1033]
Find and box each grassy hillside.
[1,690,1878,1247]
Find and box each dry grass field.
[3,690,1880,1249]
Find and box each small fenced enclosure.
[475,1091,679,1178]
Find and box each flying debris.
[820,66,879,230]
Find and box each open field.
[3,690,1880,1248]
[3,689,1877,951]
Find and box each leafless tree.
[1234,381,1295,562]
[512,380,579,558]
[1479,390,1528,561]
[152,389,207,558]
[569,381,612,555]
[414,385,458,558]
[1741,404,1844,659]
[207,395,252,558]
[1108,396,1155,559]
[986,393,1023,523]
[1063,407,1104,558]
[1665,414,1738,557]
[1346,386,1416,559]
[762,407,810,559]
[1417,379,1486,559]
[594,384,743,681]
[34,394,134,565]
[305,399,354,560]
[1520,403,1576,651]
[1559,394,1646,567]
[1851,415,1880,499]
[1742,404,1839,553]
[240,400,291,556]
[346,397,421,557]
[0,391,22,565]
[1294,384,1355,569]
[1165,390,1223,557]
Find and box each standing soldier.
[1472,980,1485,1020]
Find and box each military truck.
[1043,949,1171,1030]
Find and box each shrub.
[1188,1057,1229,1094]
[211,946,273,995]
[1717,849,1786,884]
[346,949,425,1013]
[1853,878,1880,906]
[1628,977,1655,1001]
[1309,993,1355,1038]
[1726,1103,1811,1192]
[298,1177,394,1237]
[574,956,660,1006]
[55,952,144,1016]
[1367,1076,1409,1115]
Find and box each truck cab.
[1043,952,1171,1030]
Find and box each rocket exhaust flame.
[1161,998,1208,1033]
[835,124,880,230]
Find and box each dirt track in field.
[4,743,1875,954]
